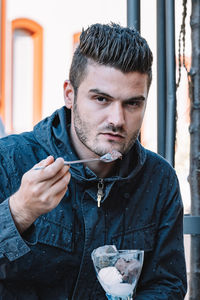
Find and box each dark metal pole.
[157,0,166,158]
[165,0,176,166]
[127,0,141,141]
[127,0,140,32]
[189,0,200,298]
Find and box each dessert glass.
[91,245,144,300]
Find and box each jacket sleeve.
[0,149,31,262]
[0,199,31,261]
[135,171,187,299]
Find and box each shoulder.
[0,131,46,172]
[144,147,176,175]
[139,147,180,193]
[0,131,37,154]
[141,149,183,212]
[0,131,47,195]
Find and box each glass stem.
[106,293,133,300]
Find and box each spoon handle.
[64,157,100,164]
[33,157,100,170]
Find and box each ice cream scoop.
[98,266,122,285]
[98,266,133,298]
[115,258,141,283]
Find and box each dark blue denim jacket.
[0,107,187,299]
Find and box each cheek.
[127,111,145,129]
[82,109,105,126]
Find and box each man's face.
[65,63,148,157]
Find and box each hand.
[9,156,71,233]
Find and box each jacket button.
[124,193,130,199]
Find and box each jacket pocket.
[111,223,156,252]
[33,215,74,253]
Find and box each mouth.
[100,132,125,142]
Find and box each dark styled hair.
[69,23,153,91]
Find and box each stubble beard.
[73,102,107,156]
[73,102,140,156]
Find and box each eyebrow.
[89,88,146,102]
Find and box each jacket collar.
[33,106,147,183]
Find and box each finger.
[39,158,70,181]
[50,171,71,195]
[31,157,68,181]
[32,156,54,170]
[39,164,70,188]
[39,172,71,210]
[53,172,71,200]
[32,163,70,195]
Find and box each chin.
[95,144,124,156]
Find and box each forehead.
[79,63,149,98]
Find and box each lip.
[101,133,125,141]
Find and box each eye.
[96,96,109,103]
[126,100,142,107]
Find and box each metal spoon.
[33,150,122,170]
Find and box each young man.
[0,23,187,299]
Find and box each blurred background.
[0,0,193,298]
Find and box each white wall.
[7,0,127,117]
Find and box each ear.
[63,80,74,109]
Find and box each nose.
[107,102,125,128]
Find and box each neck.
[85,160,117,178]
